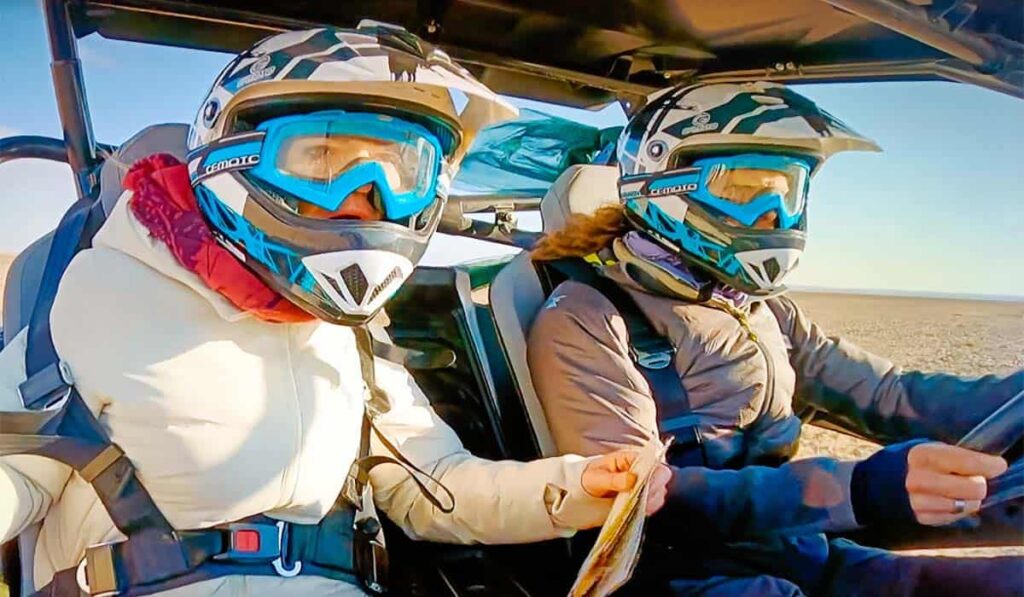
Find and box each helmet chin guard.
[303,250,414,322]
[734,248,801,294]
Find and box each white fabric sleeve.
[366,355,613,544]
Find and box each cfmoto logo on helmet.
[205,154,260,175]
[650,182,698,196]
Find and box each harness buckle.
[215,523,281,561]
[76,542,121,597]
[215,521,302,576]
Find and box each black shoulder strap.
[535,259,704,466]
[21,197,105,408]
[540,259,679,372]
[2,196,200,593]
[346,327,456,514]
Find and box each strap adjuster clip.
[17,361,74,410]
[630,344,674,370]
[76,542,121,597]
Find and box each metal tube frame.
[75,0,1022,112]
[0,135,73,166]
[815,0,1022,99]
[818,0,1003,68]
[439,192,543,249]
[43,0,102,200]
[694,58,1023,99]
[452,193,543,215]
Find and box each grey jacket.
[527,265,1022,539]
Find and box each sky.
[1,0,1022,297]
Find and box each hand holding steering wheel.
[956,389,1024,509]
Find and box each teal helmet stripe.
[729,107,799,134]
[629,198,742,278]
[220,29,344,93]
[661,93,766,139]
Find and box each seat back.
[2,124,189,342]
[488,165,619,456]
[387,266,512,460]
[0,124,187,596]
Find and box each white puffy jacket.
[0,193,610,594]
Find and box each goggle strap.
[188,131,266,186]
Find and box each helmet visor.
[275,131,437,196]
[251,110,444,221]
[693,154,810,229]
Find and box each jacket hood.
[95,189,259,324]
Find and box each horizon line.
[789,285,1024,303]
[1,252,1021,303]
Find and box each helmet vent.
[323,275,347,302]
[339,264,369,304]
[763,257,781,283]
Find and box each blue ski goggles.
[630,154,813,230]
[189,110,447,221]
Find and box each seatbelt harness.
[536,258,706,468]
[0,193,449,595]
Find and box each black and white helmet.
[186,21,516,325]
[617,82,879,296]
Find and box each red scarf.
[124,154,314,323]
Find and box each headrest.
[539,165,619,232]
[99,123,190,214]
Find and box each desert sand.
[791,290,1024,462]
[789,291,1023,558]
[790,292,1024,460]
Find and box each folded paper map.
[569,437,670,597]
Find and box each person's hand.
[647,464,671,515]
[581,451,672,515]
[906,443,1007,526]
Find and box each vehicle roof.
[74,0,1023,106]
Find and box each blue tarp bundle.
[452,109,621,195]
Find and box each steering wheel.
[956,389,1024,509]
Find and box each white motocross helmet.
[617,82,879,296]
[187,21,516,325]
